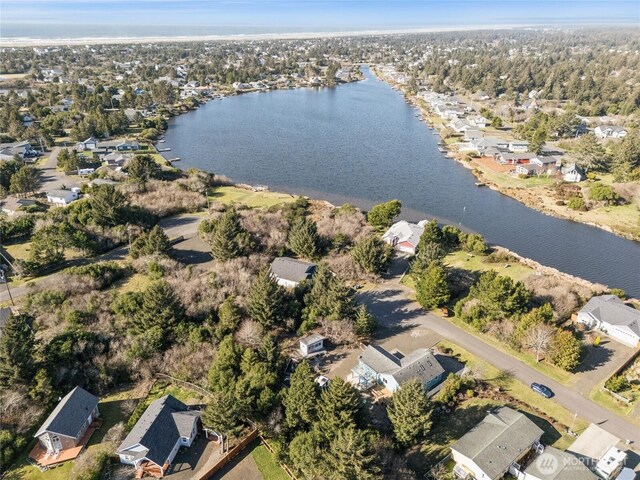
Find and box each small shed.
[299,333,326,357]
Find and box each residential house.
[508,140,530,152]
[594,126,627,139]
[0,140,36,161]
[568,424,628,480]
[464,129,484,142]
[117,139,139,151]
[450,119,476,133]
[299,333,326,357]
[382,220,426,255]
[75,136,98,152]
[561,163,585,183]
[34,387,100,457]
[515,164,542,176]
[102,152,131,166]
[576,295,640,348]
[522,446,596,480]
[270,257,316,288]
[46,189,80,206]
[450,406,544,480]
[351,345,445,393]
[496,152,537,165]
[468,115,490,128]
[117,395,200,478]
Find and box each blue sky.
[2,0,639,37]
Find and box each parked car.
[531,382,554,398]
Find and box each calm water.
[163,66,640,297]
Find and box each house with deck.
[576,295,640,348]
[382,220,425,255]
[31,387,101,466]
[351,345,445,393]
[450,406,544,480]
[270,257,316,288]
[117,395,200,478]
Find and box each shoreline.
[370,69,640,243]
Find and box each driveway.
[167,435,224,480]
[357,260,640,446]
[37,147,80,192]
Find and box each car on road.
[531,382,554,398]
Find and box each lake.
[163,66,640,297]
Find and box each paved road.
[1,214,204,303]
[38,147,80,192]
[358,259,640,447]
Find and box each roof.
[382,220,424,248]
[47,189,76,198]
[523,447,597,480]
[270,257,316,283]
[579,295,640,332]
[300,333,326,346]
[35,386,99,438]
[450,407,543,480]
[359,345,444,387]
[117,395,199,467]
[567,423,622,462]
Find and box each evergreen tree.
[287,217,320,259]
[210,208,251,261]
[9,165,39,196]
[351,235,392,274]
[129,280,184,344]
[367,200,401,229]
[575,133,609,172]
[415,262,450,309]
[353,304,377,339]
[248,268,286,328]
[208,335,243,392]
[411,240,446,275]
[529,126,547,154]
[201,390,245,437]
[215,296,242,339]
[30,368,56,403]
[129,225,171,258]
[90,184,128,227]
[547,330,582,371]
[289,429,330,479]
[387,380,433,447]
[317,377,363,433]
[283,360,318,430]
[303,263,356,329]
[127,154,161,190]
[418,220,444,247]
[0,314,35,387]
[327,427,380,480]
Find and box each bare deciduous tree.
[521,323,556,362]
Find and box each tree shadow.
[574,344,614,373]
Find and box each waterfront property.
[382,220,426,255]
[117,395,201,478]
[31,386,101,466]
[351,345,444,393]
[269,257,316,288]
[576,295,640,348]
[450,406,543,480]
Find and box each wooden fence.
[198,429,259,480]
[155,373,212,399]
[259,435,299,480]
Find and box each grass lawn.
[471,161,555,189]
[209,186,298,209]
[5,453,74,480]
[589,384,639,426]
[251,444,290,480]
[444,250,534,283]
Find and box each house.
[117,395,200,478]
[117,139,139,151]
[299,333,326,357]
[464,129,484,142]
[75,136,98,152]
[594,126,627,139]
[522,446,596,480]
[508,141,530,152]
[102,152,131,166]
[568,424,628,480]
[382,220,426,255]
[496,152,537,165]
[270,257,316,288]
[0,140,36,161]
[576,295,640,348]
[516,164,541,176]
[468,115,490,128]
[561,163,585,183]
[89,178,118,187]
[450,406,544,480]
[529,156,559,169]
[351,345,445,393]
[34,387,100,457]
[450,119,476,133]
[46,189,80,206]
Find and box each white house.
[450,407,543,480]
[508,140,530,152]
[117,395,200,478]
[382,220,425,255]
[561,163,585,183]
[576,295,640,348]
[270,257,316,288]
[568,424,628,480]
[46,189,80,206]
[75,136,98,152]
[299,333,326,357]
[595,126,627,139]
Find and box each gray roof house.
[450,406,543,480]
[270,257,316,288]
[577,295,640,348]
[34,386,100,456]
[117,395,200,477]
[351,345,445,393]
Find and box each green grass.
[209,185,298,209]
[444,250,534,283]
[251,444,290,480]
[589,384,639,426]
[4,454,74,480]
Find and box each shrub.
[589,184,620,205]
[567,195,586,211]
[434,374,464,404]
[605,375,630,393]
[0,430,26,473]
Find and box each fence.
[259,435,299,480]
[601,349,639,404]
[198,428,259,480]
[155,373,212,399]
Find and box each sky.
[1,0,639,38]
